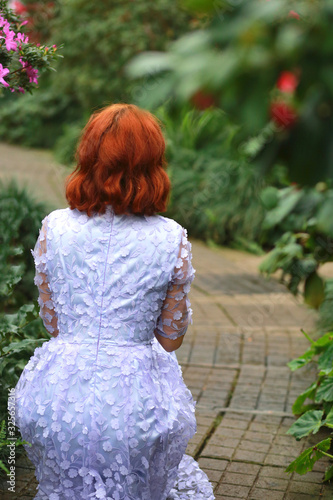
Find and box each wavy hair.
[66,104,170,216]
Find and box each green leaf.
[262,189,303,230]
[286,410,324,440]
[323,406,333,428]
[288,349,315,372]
[318,343,333,372]
[2,338,45,355]
[17,303,38,327]
[292,382,317,414]
[260,186,279,210]
[0,459,10,474]
[304,271,326,309]
[325,465,333,481]
[316,377,333,403]
[285,438,332,475]
[313,332,333,349]
[317,196,333,238]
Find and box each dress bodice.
[33,207,193,345]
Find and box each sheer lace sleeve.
[32,217,59,337]
[155,228,195,340]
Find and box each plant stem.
[301,328,315,345]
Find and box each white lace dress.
[14,207,215,499]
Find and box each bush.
[0,0,199,149]
[286,331,333,479]
[161,106,286,253]
[258,183,333,306]
[0,182,50,307]
[0,183,50,473]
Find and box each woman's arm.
[33,219,59,337]
[154,228,195,352]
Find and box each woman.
[14,104,215,499]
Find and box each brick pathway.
[1,143,333,498]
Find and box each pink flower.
[27,66,38,84]
[16,32,29,44]
[4,28,18,51]
[19,58,39,85]
[0,63,10,87]
[0,16,10,30]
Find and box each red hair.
[66,104,170,216]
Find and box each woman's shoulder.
[151,214,185,234]
[44,207,71,225]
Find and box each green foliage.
[0,181,49,307]
[286,438,333,476]
[286,330,333,478]
[128,0,333,186]
[287,410,324,440]
[259,183,333,301]
[0,0,61,94]
[53,120,84,165]
[0,0,198,148]
[317,279,333,334]
[0,83,81,148]
[0,420,30,474]
[0,183,50,473]
[159,105,276,252]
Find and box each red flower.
[12,1,28,15]
[288,10,300,20]
[270,101,297,129]
[191,90,216,110]
[276,71,298,93]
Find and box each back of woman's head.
[66,103,170,216]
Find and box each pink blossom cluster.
[0,12,39,90]
[0,15,28,51]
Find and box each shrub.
[161,106,285,253]
[0,183,50,473]
[0,0,199,148]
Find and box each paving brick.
[259,466,290,479]
[233,449,265,464]
[198,457,229,471]
[223,472,256,487]
[209,437,240,448]
[264,453,293,467]
[238,440,271,453]
[249,488,285,500]
[255,476,288,491]
[227,462,261,475]
[284,494,317,500]
[203,445,234,459]
[202,468,223,482]
[216,483,251,498]
[243,431,274,443]
[215,428,245,439]
[220,419,249,430]
[288,480,323,495]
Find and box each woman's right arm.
[154,228,195,352]
[33,218,59,338]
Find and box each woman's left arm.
[33,219,59,337]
